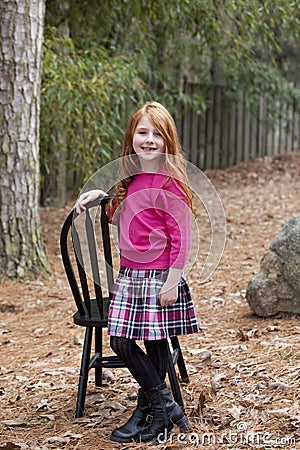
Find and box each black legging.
[110,336,169,391]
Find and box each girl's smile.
[133,115,166,171]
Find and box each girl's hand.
[159,267,182,306]
[75,189,108,214]
[159,282,178,306]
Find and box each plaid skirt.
[107,266,200,341]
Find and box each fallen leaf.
[269,408,290,418]
[39,414,55,421]
[62,431,84,439]
[0,443,21,450]
[46,436,69,444]
[210,373,226,395]
[267,381,290,391]
[237,329,249,341]
[228,404,243,420]
[1,414,27,427]
[102,370,116,382]
[199,350,212,365]
[73,334,83,345]
[197,391,206,414]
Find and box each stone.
[246,213,300,317]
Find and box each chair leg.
[167,343,184,408]
[94,328,103,387]
[75,327,93,418]
[170,336,189,383]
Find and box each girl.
[75,101,200,443]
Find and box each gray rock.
[246,213,300,317]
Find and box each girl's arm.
[159,267,182,306]
[75,189,108,214]
[158,177,191,306]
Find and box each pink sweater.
[111,172,191,270]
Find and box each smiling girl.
[75,101,200,443]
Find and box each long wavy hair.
[110,101,194,216]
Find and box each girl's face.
[132,115,166,171]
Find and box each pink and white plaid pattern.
[108,267,200,340]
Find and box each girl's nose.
[145,133,154,143]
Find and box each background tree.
[0,0,48,279]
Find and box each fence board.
[293,108,300,151]
[280,102,287,155]
[179,83,300,170]
[190,95,199,166]
[273,103,281,155]
[236,95,244,164]
[228,102,236,167]
[198,112,206,168]
[286,104,294,153]
[213,87,222,169]
[205,90,214,169]
[221,94,230,169]
[243,94,251,163]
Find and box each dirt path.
[1,152,300,450]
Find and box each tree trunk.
[0,0,48,279]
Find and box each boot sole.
[109,434,136,444]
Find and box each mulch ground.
[1,151,300,450]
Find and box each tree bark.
[0,0,48,279]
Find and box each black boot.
[139,382,190,443]
[110,390,152,443]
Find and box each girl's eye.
[136,130,163,137]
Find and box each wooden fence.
[179,83,300,170]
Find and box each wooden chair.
[60,196,189,418]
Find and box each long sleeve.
[158,178,191,269]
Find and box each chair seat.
[73,297,110,327]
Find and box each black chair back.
[60,197,114,326]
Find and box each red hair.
[110,101,194,216]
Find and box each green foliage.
[41,0,300,198]
[44,0,300,105]
[40,26,147,191]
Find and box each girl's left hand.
[75,189,108,214]
[159,283,178,307]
